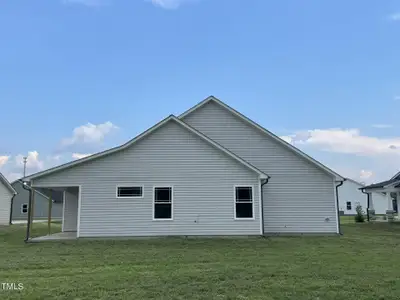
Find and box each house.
[0,172,17,225]
[338,178,387,215]
[360,171,400,221]
[23,96,345,239]
[10,180,63,222]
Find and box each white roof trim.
[179,96,344,181]
[24,115,269,181]
[384,179,400,188]
[391,171,400,180]
[345,178,365,187]
[0,172,17,195]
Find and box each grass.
[1,223,399,300]
[340,215,389,224]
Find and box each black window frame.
[21,203,28,214]
[154,186,173,220]
[116,186,143,198]
[346,201,352,210]
[235,186,254,219]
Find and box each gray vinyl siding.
[63,188,78,232]
[11,182,62,221]
[32,120,261,237]
[182,101,337,234]
[0,182,12,225]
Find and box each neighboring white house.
[338,179,387,215]
[0,172,17,225]
[24,96,345,239]
[361,171,400,220]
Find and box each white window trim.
[234,185,255,220]
[116,184,144,199]
[21,203,28,214]
[153,186,174,221]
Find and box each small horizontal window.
[21,204,28,214]
[117,186,143,198]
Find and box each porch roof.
[360,178,400,191]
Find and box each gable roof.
[0,172,17,195]
[179,96,344,181]
[24,115,269,181]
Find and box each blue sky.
[0,0,399,183]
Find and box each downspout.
[335,179,345,235]
[260,176,270,236]
[22,182,33,243]
[9,193,16,225]
[360,188,370,222]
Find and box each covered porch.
[30,231,77,242]
[25,184,80,241]
[360,172,400,222]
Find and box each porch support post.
[397,192,400,219]
[25,187,33,242]
[30,189,35,231]
[368,192,375,221]
[48,189,52,235]
[386,192,394,222]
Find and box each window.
[346,202,352,210]
[21,204,28,214]
[235,186,253,219]
[154,187,173,220]
[117,186,143,198]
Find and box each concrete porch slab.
[29,231,77,242]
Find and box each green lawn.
[1,223,399,300]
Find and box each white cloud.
[15,151,44,173]
[359,170,374,180]
[50,155,62,161]
[280,128,400,156]
[62,0,108,6]
[72,153,92,160]
[0,156,10,167]
[280,136,293,144]
[388,13,400,21]
[0,152,68,181]
[371,124,392,129]
[60,121,118,149]
[150,0,196,9]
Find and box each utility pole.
[23,156,28,177]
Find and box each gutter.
[335,179,346,235]
[360,188,370,222]
[22,182,32,243]
[260,176,271,236]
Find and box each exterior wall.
[63,188,78,232]
[33,120,261,237]
[182,101,337,234]
[0,182,12,225]
[11,182,62,221]
[338,180,387,215]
